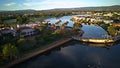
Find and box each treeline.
[0,10,120,24]
[0,10,73,20]
[0,10,74,26]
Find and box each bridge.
[72,35,120,43]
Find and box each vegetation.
[107,26,116,36]
[2,43,18,59]
[97,22,110,30]
[55,20,62,26]
[73,23,82,30]
[0,9,120,66]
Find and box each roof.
[17,27,33,30]
[112,23,120,27]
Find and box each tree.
[17,38,26,44]
[16,16,22,24]
[107,26,116,36]
[73,23,82,30]
[2,43,18,59]
[55,20,62,26]
[60,21,69,29]
[0,17,4,28]
[64,21,69,26]
[61,24,65,29]
[0,17,3,24]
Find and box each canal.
[13,15,120,68]
[14,41,120,68]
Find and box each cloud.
[4,2,16,6]
[23,0,85,8]
[23,3,33,6]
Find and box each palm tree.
[73,23,82,30]
[64,21,69,26]
[55,20,62,26]
[16,16,22,25]
[0,17,3,24]
[61,24,65,29]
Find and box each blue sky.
[0,0,120,10]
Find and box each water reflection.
[14,41,120,68]
[81,42,114,50]
[46,15,108,38]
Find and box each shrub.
[2,43,18,59]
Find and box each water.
[46,15,75,27]
[13,15,120,68]
[81,24,107,38]
[46,15,107,38]
[15,41,120,68]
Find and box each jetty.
[72,35,120,43]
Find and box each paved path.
[2,38,72,68]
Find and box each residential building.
[17,27,36,37]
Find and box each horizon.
[0,0,120,11]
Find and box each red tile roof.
[112,23,120,27]
[17,27,33,30]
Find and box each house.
[103,19,113,24]
[27,21,40,27]
[0,28,16,36]
[64,26,73,30]
[16,21,41,28]
[17,27,36,37]
[112,23,120,27]
[103,13,113,17]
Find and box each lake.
[13,15,120,68]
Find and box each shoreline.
[2,38,72,68]
[72,36,120,43]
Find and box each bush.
[43,34,61,42]
[17,40,36,52]
[107,26,116,36]
[2,43,18,59]
[17,38,26,44]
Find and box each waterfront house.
[17,27,35,37]
[112,23,120,27]
[103,19,113,24]
[103,13,113,17]
[0,28,16,36]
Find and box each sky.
[0,0,120,10]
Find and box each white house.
[0,28,16,36]
[18,27,36,37]
[103,20,113,24]
[103,13,113,17]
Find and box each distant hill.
[0,5,120,13]
[0,9,35,12]
[51,5,120,11]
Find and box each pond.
[14,41,120,68]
